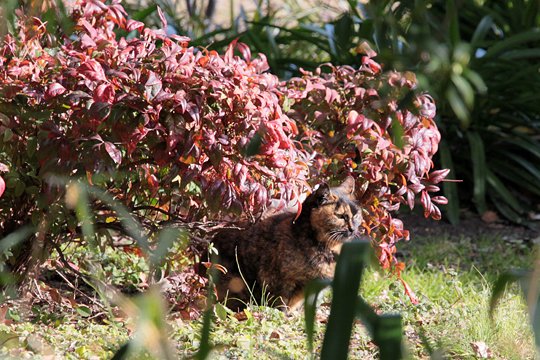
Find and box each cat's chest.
[298,244,339,279]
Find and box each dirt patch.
[399,210,540,244]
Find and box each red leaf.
[93,83,115,103]
[45,83,66,99]
[78,59,106,81]
[104,142,122,164]
[89,102,111,121]
[144,71,162,100]
[400,278,419,304]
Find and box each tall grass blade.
[151,227,187,269]
[87,186,150,254]
[355,297,403,359]
[321,239,370,360]
[0,225,34,258]
[490,270,530,319]
[490,268,540,352]
[304,278,332,354]
[374,314,403,360]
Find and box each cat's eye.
[340,214,349,221]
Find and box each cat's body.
[209,177,363,311]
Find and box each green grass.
[0,233,536,359]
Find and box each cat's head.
[302,177,363,247]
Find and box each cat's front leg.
[286,289,305,313]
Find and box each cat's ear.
[337,176,355,195]
[313,183,336,205]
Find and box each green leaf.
[438,140,460,225]
[244,132,263,156]
[76,305,92,317]
[462,68,487,95]
[131,4,158,22]
[6,308,20,322]
[304,278,332,353]
[446,0,460,46]
[214,303,230,321]
[467,132,487,214]
[321,239,370,360]
[485,29,540,58]
[390,116,405,149]
[334,13,354,55]
[471,15,494,46]
[490,159,540,197]
[355,293,404,360]
[486,168,523,213]
[503,137,540,159]
[500,48,540,60]
[504,153,540,181]
[446,87,469,127]
[451,74,474,109]
[490,196,523,224]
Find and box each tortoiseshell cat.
[209,177,363,311]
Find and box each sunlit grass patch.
[0,232,536,359]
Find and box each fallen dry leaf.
[481,211,499,224]
[234,311,248,321]
[0,305,13,325]
[471,341,493,358]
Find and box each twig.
[54,269,106,311]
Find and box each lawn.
[0,225,536,359]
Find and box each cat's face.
[306,177,363,247]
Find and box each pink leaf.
[126,19,144,32]
[236,42,251,62]
[0,175,5,198]
[157,6,168,30]
[428,169,450,183]
[431,196,448,205]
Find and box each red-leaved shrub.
[283,61,448,300]
[0,0,309,238]
[0,0,448,301]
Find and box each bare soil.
[400,210,540,244]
